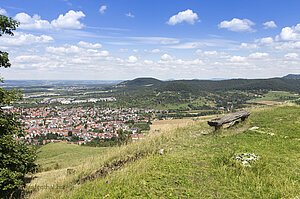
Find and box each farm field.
[254,91,298,102]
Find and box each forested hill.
[117,77,162,89]
[117,77,300,93]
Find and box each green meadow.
[36,142,110,172]
[27,105,300,198]
[255,91,299,102]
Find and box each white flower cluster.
[232,153,260,167]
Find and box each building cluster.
[8,106,168,145]
[23,93,60,99]
[40,97,116,104]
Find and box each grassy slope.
[29,105,300,198]
[36,142,110,171]
[27,143,110,190]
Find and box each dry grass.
[149,114,219,134]
[149,118,193,133]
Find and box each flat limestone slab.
[208,111,251,127]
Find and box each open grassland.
[149,118,193,134]
[254,91,299,102]
[27,143,110,190]
[27,105,300,198]
[149,115,218,134]
[36,142,110,171]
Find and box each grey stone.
[158,149,164,155]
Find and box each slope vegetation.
[28,105,300,198]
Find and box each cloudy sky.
[0,0,300,80]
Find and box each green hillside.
[107,77,300,111]
[118,77,163,90]
[118,77,300,93]
[27,105,300,198]
[36,142,110,172]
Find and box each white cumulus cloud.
[119,48,128,53]
[0,8,8,15]
[204,51,218,56]
[167,9,199,25]
[15,13,51,30]
[51,10,85,29]
[127,56,138,63]
[95,50,109,57]
[151,49,160,53]
[14,55,47,63]
[144,49,161,53]
[125,13,135,18]
[240,43,258,49]
[77,41,102,48]
[0,32,53,46]
[277,24,300,41]
[46,45,80,54]
[46,45,109,57]
[99,5,107,14]
[169,42,205,49]
[228,56,246,62]
[184,58,204,65]
[160,39,180,45]
[256,37,274,45]
[14,10,85,30]
[249,52,269,59]
[218,18,255,32]
[144,60,154,65]
[161,54,174,61]
[285,53,298,59]
[263,21,277,29]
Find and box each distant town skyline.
[0,0,300,80]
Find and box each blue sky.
[0,0,300,80]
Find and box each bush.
[0,132,37,198]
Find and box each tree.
[68,131,72,137]
[0,15,37,198]
[0,15,19,68]
[117,129,131,145]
